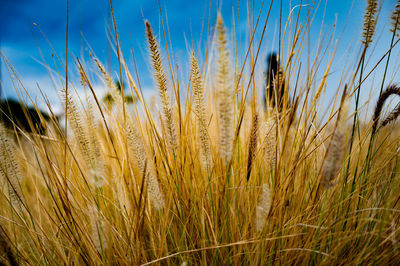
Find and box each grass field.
[1,0,400,264]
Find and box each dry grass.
[1,1,400,265]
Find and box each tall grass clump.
[1,1,400,265]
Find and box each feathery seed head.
[145,20,177,151]
[61,88,104,187]
[126,120,165,210]
[372,85,400,135]
[146,172,166,210]
[94,58,124,113]
[191,52,211,169]
[78,64,88,88]
[0,123,23,207]
[265,118,277,171]
[94,58,115,91]
[321,93,349,188]
[391,1,400,35]
[246,113,259,181]
[215,13,234,162]
[255,184,272,232]
[89,206,106,253]
[362,0,379,47]
[126,121,146,174]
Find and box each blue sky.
[0,0,399,119]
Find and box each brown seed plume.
[391,1,400,34]
[362,0,379,47]
[372,85,400,136]
[246,113,259,181]
[145,20,177,151]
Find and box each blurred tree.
[0,98,53,135]
[102,79,136,109]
